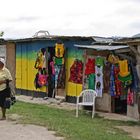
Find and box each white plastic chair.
[76,89,97,118]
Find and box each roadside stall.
[72,38,139,116]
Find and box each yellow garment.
[55,43,64,58]
[119,60,130,77]
[0,67,12,91]
[35,51,43,69]
[108,54,119,64]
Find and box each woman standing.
[0,58,12,120]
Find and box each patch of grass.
[7,101,137,140]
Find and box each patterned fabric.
[50,61,55,75]
[119,60,130,77]
[55,43,64,58]
[34,69,48,89]
[95,66,103,97]
[114,64,122,95]
[107,54,119,64]
[88,74,95,90]
[54,57,64,65]
[130,62,139,92]
[85,58,95,75]
[103,62,111,92]
[110,65,116,96]
[69,59,83,84]
[127,88,134,105]
[95,57,104,67]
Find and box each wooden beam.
[114,48,130,53]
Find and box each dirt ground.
[116,126,140,140]
[0,120,63,140]
[1,95,140,140]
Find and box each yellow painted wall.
[16,44,46,92]
[16,59,22,88]
[65,48,84,97]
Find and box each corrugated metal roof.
[91,36,113,43]
[75,44,128,50]
[6,36,94,43]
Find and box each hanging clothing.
[34,72,48,89]
[130,62,139,92]
[50,61,55,75]
[69,59,83,84]
[114,64,122,96]
[54,65,61,88]
[107,54,119,64]
[110,65,116,96]
[103,62,111,92]
[38,74,48,87]
[54,57,64,65]
[34,50,44,69]
[95,66,103,97]
[119,60,130,77]
[57,65,65,88]
[55,43,64,58]
[95,57,104,67]
[118,60,132,87]
[88,74,95,90]
[127,88,134,106]
[85,58,95,75]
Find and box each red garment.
[114,65,122,95]
[85,58,95,75]
[127,88,134,105]
[69,59,83,84]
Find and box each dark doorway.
[48,47,55,97]
[112,95,127,114]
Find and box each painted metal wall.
[65,47,84,97]
[16,41,55,93]
[15,39,92,96]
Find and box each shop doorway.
[47,47,66,97]
[112,96,127,114]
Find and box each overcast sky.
[0,0,140,39]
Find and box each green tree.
[0,31,4,37]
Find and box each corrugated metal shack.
[11,36,93,98]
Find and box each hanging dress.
[110,65,116,96]
[95,66,103,97]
